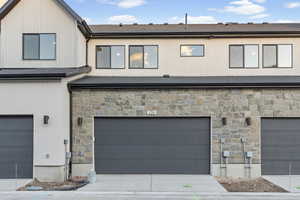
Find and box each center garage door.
[262,118,300,175]
[0,116,33,178]
[94,117,210,174]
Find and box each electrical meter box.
[223,151,231,158]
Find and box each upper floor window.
[129,45,158,69]
[180,45,204,57]
[96,46,125,69]
[23,33,56,60]
[263,44,292,68]
[229,45,259,68]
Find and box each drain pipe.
[64,139,72,181]
[245,151,253,178]
[241,138,247,177]
[241,138,253,178]
[220,138,230,177]
[222,151,230,177]
[220,138,224,176]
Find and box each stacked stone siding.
[72,88,300,167]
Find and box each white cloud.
[97,0,146,8]
[253,0,266,3]
[285,2,300,8]
[249,13,269,19]
[117,0,145,8]
[169,16,217,24]
[108,15,138,24]
[274,19,299,23]
[209,0,266,15]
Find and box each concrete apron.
[0,179,31,191]
[264,176,300,193]
[79,175,226,193]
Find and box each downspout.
[86,38,90,66]
[68,84,73,178]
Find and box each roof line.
[69,75,300,90]
[0,65,91,79]
[0,0,91,37]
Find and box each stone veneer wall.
[71,88,300,175]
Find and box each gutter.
[69,83,300,90]
[89,32,300,39]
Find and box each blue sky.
[65,0,300,24]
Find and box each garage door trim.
[93,116,212,175]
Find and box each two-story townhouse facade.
[2,0,300,182]
[0,0,90,182]
[70,24,300,178]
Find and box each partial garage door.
[95,117,210,174]
[0,116,33,178]
[262,118,300,175]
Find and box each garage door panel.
[0,116,33,179]
[263,133,300,145]
[96,134,209,145]
[0,149,33,162]
[262,118,300,175]
[96,159,209,174]
[95,117,210,174]
[262,161,300,175]
[0,163,32,179]
[263,147,300,158]
[95,145,210,160]
[262,119,300,129]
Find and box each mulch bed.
[17,177,88,191]
[216,177,288,193]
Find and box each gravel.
[217,177,288,193]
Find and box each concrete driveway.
[79,175,226,193]
[0,179,31,191]
[264,176,300,193]
[2,192,300,200]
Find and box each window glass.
[278,45,292,68]
[263,45,277,68]
[96,46,111,68]
[230,45,243,68]
[144,46,158,68]
[130,46,143,68]
[40,34,56,60]
[111,46,125,69]
[181,45,204,57]
[245,45,258,68]
[23,34,39,60]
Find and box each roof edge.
[69,76,300,90]
[0,65,91,80]
[0,0,91,38]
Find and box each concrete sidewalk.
[0,179,31,191]
[79,175,226,193]
[0,192,300,200]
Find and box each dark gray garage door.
[0,116,33,178]
[262,118,300,175]
[95,117,210,174]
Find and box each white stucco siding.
[88,37,300,76]
[0,0,86,68]
[0,80,70,167]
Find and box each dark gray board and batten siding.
[262,118,300,175]
[94,117,210,174]
[0,116,33,179]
